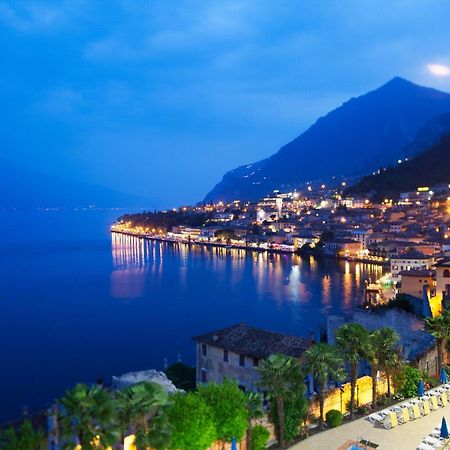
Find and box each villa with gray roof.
[192,323,313,392]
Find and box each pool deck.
[289,399,450,450]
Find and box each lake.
[0,210,382,422]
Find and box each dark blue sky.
[1,0,450,207]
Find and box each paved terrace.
[290,400,450,450]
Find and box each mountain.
[204,77,450,202]
[401,111,450,156]
[346,133,450,200]
[0,159,152,209]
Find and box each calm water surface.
[0,210,382,421]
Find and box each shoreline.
[110,229,388,266]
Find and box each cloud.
[3,0,450,204]
[427,64,450,77]
[0,0,86,32]
[84,0,258,62]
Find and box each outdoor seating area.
[416,416,450,449]
[368,379,450,430]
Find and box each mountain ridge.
[346,133,450,200]
[204,77,450,202]
[0,158,154,209]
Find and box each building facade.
[193,323,313,392]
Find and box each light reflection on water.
[110,232,383,311]
[0,211,384,423]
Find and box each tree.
[385,347,404,397]
[214,229,238,243]
[304,343,345,429]
[244,392,264,450]
[0,421,45,450]
[258,354,305,447]
[58,383,119,450]
[165,362,196,391]
[168,392,216,450]
[368,328,399,407]
[335,324,370,420]
[424,312,450,373]
[115,381,171,450]
[197,380,248,445]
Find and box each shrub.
[422,371,439,389]
[325,410,343,428]
[397,365,422,398]
[197,380,248,442]
[250,425,270,450]
[356,404,370,415]
[168,392,216,450]
[270,392,307,442]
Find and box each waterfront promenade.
[110,228,388,266]
[290,401,450,450]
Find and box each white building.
[390,250,433,280]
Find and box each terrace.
[290,393,450,450]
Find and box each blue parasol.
[441,417,449,439]
[441,367,448,384]
[418,379,425,397]
[231,437,237,450]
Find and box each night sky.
[1,0,450,207]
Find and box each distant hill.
[0,159,151,209]
[204,77,450,202]
[346,133,450,200]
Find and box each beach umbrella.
[441,367,448,384]
[231,437,237,450]
[418,380,425,397]
[441,417,449,439]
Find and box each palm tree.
[424,312,450,373]
[368,328,399,407]
[385,347,404,397]
[304,343,345,429]
[58,383,119,450]
[258,354,303,447]
[0,421,45,450]
[335,323,370,419]
[115,381,171,450]
[244,392,264,449]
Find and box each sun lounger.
[422,400,431,416]
[368,412,385,423]
[417,444,437,450]
[439,393,448,406]
[383,411,398,429]
[401,407,410,423]
[411,403,422,419]
[423,436,444,448]
[368,408,392,423]
[429,396,439,410]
